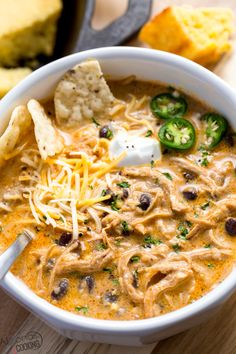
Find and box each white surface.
[1,47,236,345]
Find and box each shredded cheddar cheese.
[25,149,124,239]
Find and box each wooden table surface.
[1,1,236,353]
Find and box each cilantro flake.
[95,242,107,251]
[75,306,89,314]
[92,117,100,126]
[201,201,210,210]
[117,181,130,188]
[145,130,153,137]
[143,235,162,248]
[172,243,181,253]
[162,172,173,180]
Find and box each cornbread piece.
[0,0,62,66]
[0,67,31,97]
[0,105,31,167]
[54,60,115,128]
[27,99,64,160]
[139,6,234,67]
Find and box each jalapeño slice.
[150,93,187,120]
[158,118,195,150]
[202,113,228,149]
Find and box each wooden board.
[1,0,236,353]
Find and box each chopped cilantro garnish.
[103,267,113,274]
[130,256,140,263]
[145,130,153,137]
[143,235,162,248]
[201,158,209,167]
[89,185,93,190]
[207,263,215,268]
[198,146,209,155]
[111,200,120,211]
[101,189,107,197]
[198,146,210,166]
[92,117,100,126]
[204,244,212,248]
[110,196,121,211]
[177,220,192,239]
[201,201,210,210]
[115,239,121,246]
[178,234,187,240]
[117,181,130,188]
[162,172,173,180]
[172,243,180,253]
[75,306,89,314]
[95,242,107,251]
[106,129,113,139]
[121,220,130,236]
[112,279,120,286]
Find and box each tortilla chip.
[27,99,64,160]
[0,105,31,167]
[54,59,115,127]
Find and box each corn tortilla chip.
[27,99,64,160]
[54,60,115,127]
[0,105,31,167]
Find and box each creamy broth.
[0,79,236,320]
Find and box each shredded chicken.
[124,167,189,213]
[56,249,114,275]
[143,258,194,318]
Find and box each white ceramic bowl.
[1,47,236,346]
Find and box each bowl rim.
[1,46,236,335]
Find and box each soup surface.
[0,64,236,321]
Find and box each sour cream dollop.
[109,131,162,167]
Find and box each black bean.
[99,125,113,139]
[103,189,116,205]
[104,291,118,303]
[122,189,129,199]
[182,190,198,201]
[138,194,151,210]
[51,278,69,300]
[85,275,95,293]
[183,171,196,181]
[225,218,236,236]
[58,232,72,246]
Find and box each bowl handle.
[75,0,152,52]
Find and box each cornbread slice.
[0,67,32,97]
[0,0,62,66]
[139,7,234,67]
